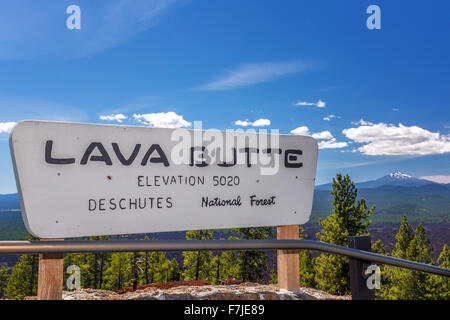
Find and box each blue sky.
[0,0,449,193]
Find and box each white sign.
[10,121,318,238]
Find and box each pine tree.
[170,258,182,282]
[6,253,39,299]
[87,236,110,289]
[0,264,9,298]
[211,255,221,285]
[130,252,140,291]
[139,236,151,285]
[437,244,450,269]
[371,240,391,299]
[432,244,449,299]
[407,224,433,264]
[392,215,414,259]
[143,251,167,284]
[298,226,315,288]
[371,240,386,255]
[231,227,274,282]
[314,174,374,295]
[64,252,89,289]
[385,215,414,299]
[388,220,435,300]
[299,250,315,288]
[269,267,277,285]
[160,258,181,282]
[182,230,213,281]
[408,224,434,299]
[135,247,179,285]
[64,236,111,289]
[6,234,39,300]
[215,236,240,282]
[136,236,168,285]
[104,252,134,291]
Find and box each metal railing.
[1,239,449,277]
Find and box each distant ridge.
[316,171,437,190]
[0,193,19,210]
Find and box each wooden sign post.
[37,239,64,300]
[277,225,299,291]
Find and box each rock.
[63,288,121,300]
[220,278,242,285]
[61,283,351,300]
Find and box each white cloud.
[318,138,348,149]
[316,100,326,108]
[133,112,191,128]
[294,99,326,108]
[99,114,128,123]
[323,114,336,121]
[351,119,374,126]
[194,61,308,91]
[234,120,251,127]
[290,126,310,136]
[420,175,450,184]
[290,126,347,149]
[252,118,271,127]
[343,122,450,156]
[235,118,270,127]
[0,122,16,133]
[312,131,333,140]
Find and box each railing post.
[348,235,375,300]
[37,239,64,300]
[277,225,299,291]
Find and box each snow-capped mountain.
[387,172,413,179]
[316,171,436,190]
[361,171,434,188]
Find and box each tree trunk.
[145,253,149,284]
[216,257,220,283]
[118,260,122,290]
[94,254,99,289]
[99,254,105,289]
[30,255,37,296]
[195,252,200,280]
[132,254,138,291]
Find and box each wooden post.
[348,236,375,300]
[37,239,64,300]
[277,225,299,291]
